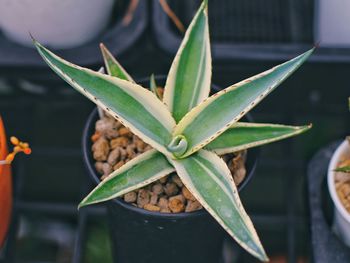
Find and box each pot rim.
[327,139,350,223]
[82,76,258,218]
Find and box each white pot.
[327,139,350,246]
[0,0,115,49]
[315,0,350,47]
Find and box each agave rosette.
[34,1,313,261]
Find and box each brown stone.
[159,176,168,184]
[171,175,183,187]
[102,162,112,176]
[150,192,158,205]
[135,138,147,152]
[95,118,119,139]
[107,148,121,166]
[124,191,137,203]
[158,197,169,210]
[119,127,132,137]
[182,186,196,201]
[152,183,164,195]
[113,160,125,170]
[233,167,246,186]
[169,195,185,213]
[160,207,171,213]
[137,189,150,208]
[185,200,203,212]
[94,161,104,174]
[164,182,178,197]
[110,137,129,149]
[144,204,161,212]
[92,137,110,161]
[126,145,136,159]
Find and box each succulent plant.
[33,1,313,260]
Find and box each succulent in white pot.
[0,0,115,49]
[327,98,350,246]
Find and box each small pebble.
[92,137,110,161]
[152,183,164,195]
[164,182,178,197]
[110,137,129,149]
[169,195,185,213]
[107,148,121,166]
[95,118,119,139]
[126,145,136,159]
[144,203,161,212]
[113,160,125,170]
[171,175,183,187]
[185,200,203,212]
[119,127,132,137]
[137,189,150,208]
[233,168,246,186]
[102,163,112,176]
[159,176,168,184]
[158,197,169,210]
[150,192,158,205]
[124,191,137,203]
[95,162,104,174]
[182,186,196,201]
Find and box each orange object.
[0,117,12,248]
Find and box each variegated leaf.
[150,74,162,99]
[206,122,311,155]
[97,67,107,118]
[167,149,268,261]
[163,1,211,122]
[34,40,176,155]
[79,150,175,208]
[100,43,134,82]
[173,49,314,158]
[335,166,350,173]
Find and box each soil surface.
[91,113,247,213]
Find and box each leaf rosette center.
[167,135,188,158]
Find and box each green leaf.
[150,74,162,99]
[163,1,211,123]
[335,166,350,173]
[173,48,314,158]
[167,149,268,261]
[100,43,134,82]
[206,122,312,155]
[79,150,175,208]
[34,40,176,155]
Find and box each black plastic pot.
[82,77,258,263]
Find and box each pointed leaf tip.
[163,0,211,122]
[100,43,135,82]
[29,32,35,43]
[168,150,267,261]
[174,48,314,157]
[205,122,312,155]
[35,41,176,155]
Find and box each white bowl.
[327,139,350,246]
[0,0,115,49]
